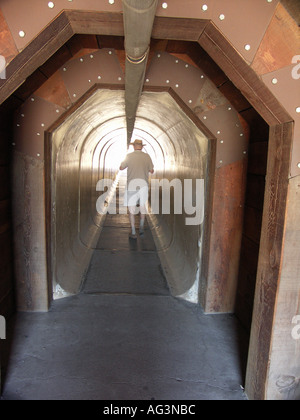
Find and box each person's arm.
[149,156,154,174]
[120,156,128,170]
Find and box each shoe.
[129,233,137,240]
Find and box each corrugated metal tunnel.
[48,88,209,301]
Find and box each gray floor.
[1,214,248,400]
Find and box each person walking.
[119,139,154,239]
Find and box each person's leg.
[139,186,148,236]
[139,210,145,235]
[129,206,137,238]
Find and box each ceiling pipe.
[122,0,158,145]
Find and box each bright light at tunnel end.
[96,178,205,226]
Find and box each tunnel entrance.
[0,18,290,398]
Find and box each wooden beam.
[0,12,73,105]
[198,21,293,126]
[245,121,294,400]
[66,10,124,36]
[152,16,208,41]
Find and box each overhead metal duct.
[122,0,158,144]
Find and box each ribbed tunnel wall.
[50,88,209,301]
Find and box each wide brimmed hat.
[130,139,146,147]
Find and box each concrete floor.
[1,214,248,400]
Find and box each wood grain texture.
[245,122,293,400]
[201,159,248,313]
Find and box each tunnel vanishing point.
[0,0,299,400]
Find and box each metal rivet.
[296,107,300,113]
[175,84,179,88]
[19,31,25,38]
[203,116,207,120]
[12,143,15,146]
[228,107,232,110]
[243,151,247,154]
[166,80,170,84]
[21,114,25,117]
[202,5,208,11]
[188,99,192,104]
[80,58,84,62]
[217,130,221,134]
[98,76,102,80]
[37,133,40,136]
[109,0,115,4]
[220,140,224,144]
[31,98,35,102]
[244,44,251,51]
[219,160,223,164]
[90,54,94,59]
[88,79,92,83]
[185,64,189,68]
[157,54,161,58]
[219,14,225,20]
[73,94,77,98]
[48,2,54,8]
[41,123,45,127]
[272,78,278,85]
[56,109,60,113]
[240,133,244,137]
[108,51,112,55]
[162,2,168,9]
[146,79,150,83]
[118,77,122,81]
[63,67,67,72]
[297,163,300,169]
[37,153,40,157]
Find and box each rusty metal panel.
[60,49,124,102]
[262,64,300,178]
[196,104,248,168]
[14,95,64,160]
[35,71,72,109]
[0,8,18,64]
[146,52,207,108]
[0,0,123,51]
[146,51,248,167]
[156,0,279,63]
[251,3,299,75]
